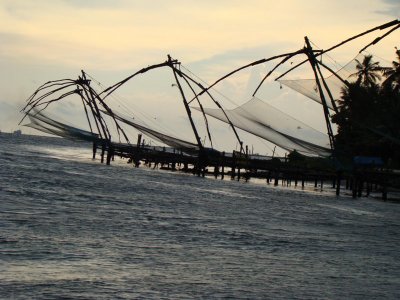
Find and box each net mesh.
[194,96,331,157]
[25,109,99,142]
[278,53,365,109]
[105,110,200,154]
[25,108,200,155]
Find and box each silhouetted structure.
[20,20,400,199]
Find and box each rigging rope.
[84,72,189,147]
[181,65,278,153]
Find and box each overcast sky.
[0,0,399,153]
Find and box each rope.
[84,72,185,145]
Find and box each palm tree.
[350,54,382,87]
[382,48,400,92]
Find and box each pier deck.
[93,139,400,200]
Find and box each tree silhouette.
[382,48,400,93]
[350,54,382,87]
[332,82,381,158]
[332,50,400,167]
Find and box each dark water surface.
[1,134,400,299]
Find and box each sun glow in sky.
[0,0,399,154]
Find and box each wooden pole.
[100,143,105,163]
[382,184,387,201]
[221,151,225,180]
[106,143,113,165]
[135,134,142,168]
[231,151,236,180]
[304,37,335,150]
[92,141,97,159]
[336,172,341,196]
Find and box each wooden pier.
[92,137,400,200]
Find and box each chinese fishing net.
[193,96,331,157]
[278,53,371,110]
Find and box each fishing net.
[193,96,331,157]
[25,109,99,142]
[278,53,370,110]
[25,108,200,155]
[104,110,200,154]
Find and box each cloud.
[61,0,126,9]
[1,0,395,73]
[376,0,400,16]
[189,43,293,68]
[184,42,297,83]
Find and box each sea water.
[1,134,400,299]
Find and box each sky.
[0,0,399,154]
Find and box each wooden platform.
[92,139,400,200]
